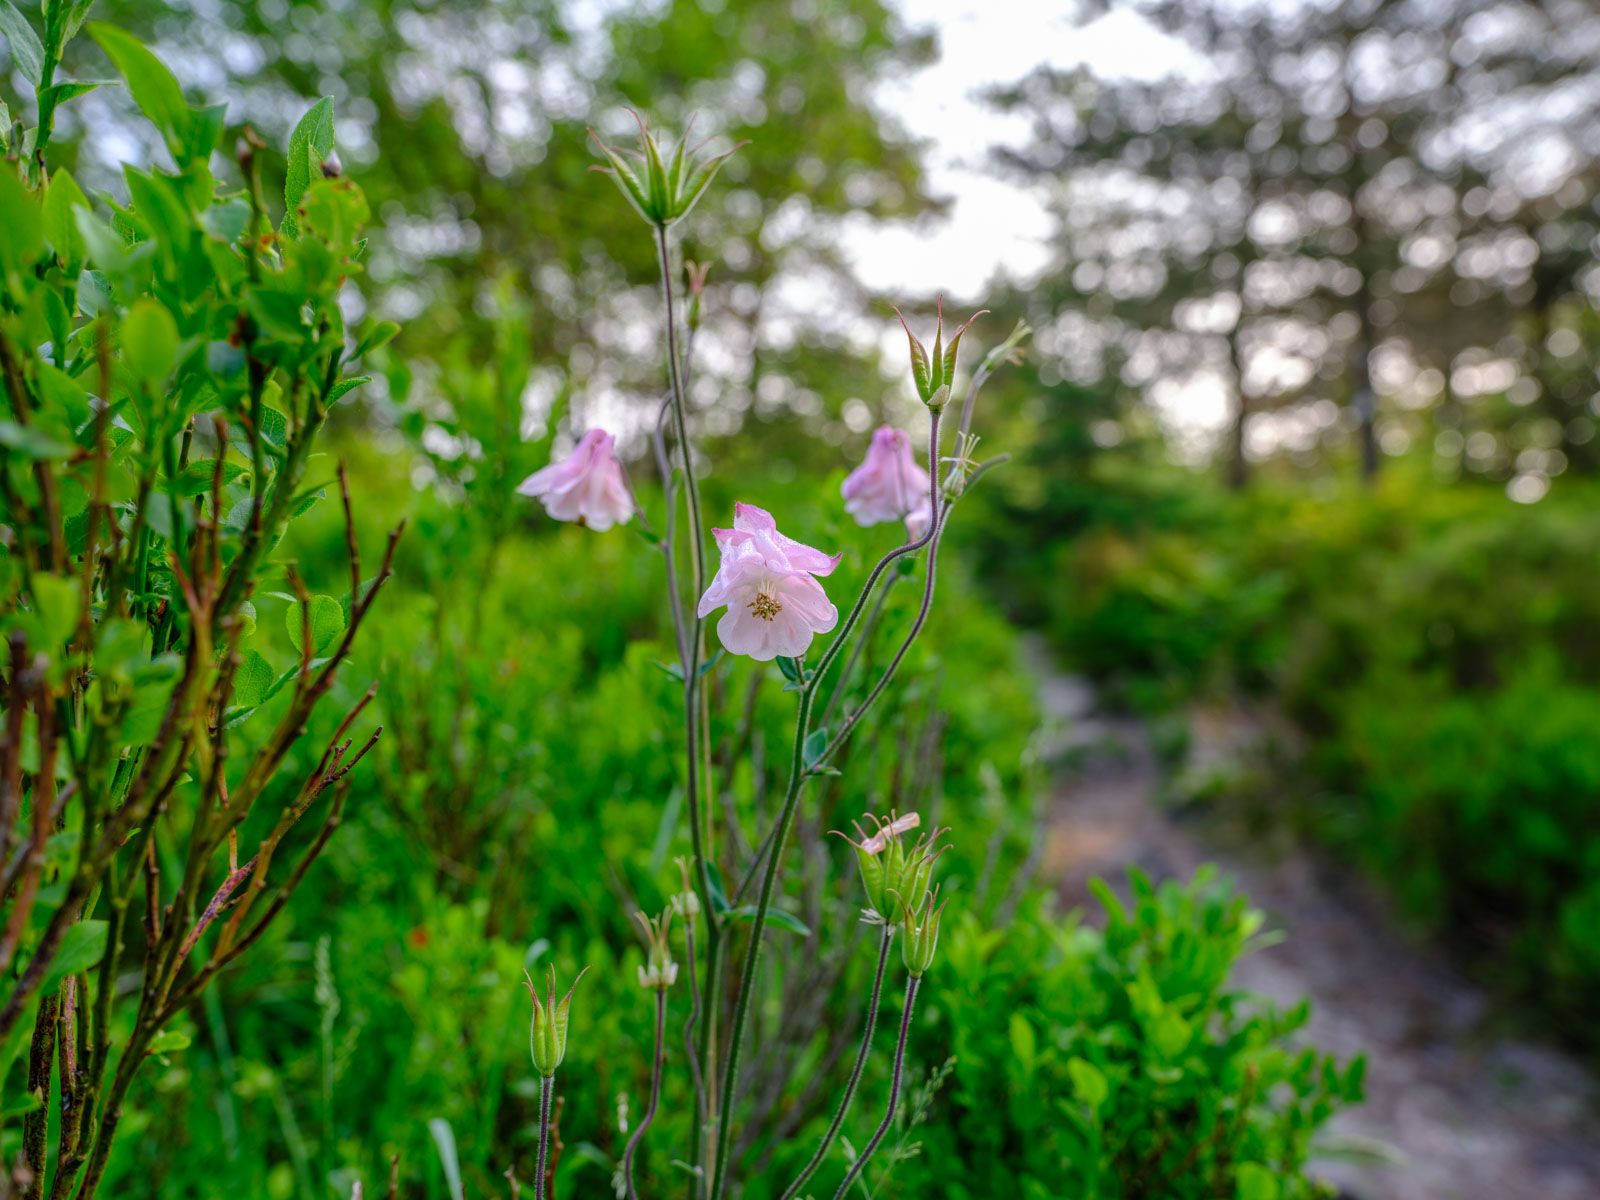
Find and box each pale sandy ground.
[1033,656,1600,1200]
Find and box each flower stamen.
[748,585,783,621]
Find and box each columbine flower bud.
[893,299,987,409]
[901,885,948,978]
[590,114,747,230]
[669,855,701,920]
[635,910,678,992]
[523,964,589,1077]
[685,260,710,331]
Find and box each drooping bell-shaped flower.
[905,496,933,542]
[697,503,840,662]
[516,429,635,531]
[841,426,929,528]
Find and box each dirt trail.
[1033,657,1600,1200]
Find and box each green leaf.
[0,419,74,460]
[428,1118,465,1200]
[802,727,829,769]
[1009,1012,1037,1076]
[122,298,178,383]
[231,649,275,707]
[38,79,113,113]
[76,267,112,317]
[325,375,370,405]
[0,160,43,273]
[725,906,811,937]
[1,1090,42,1118]
[1067,1057,1108,1111]
[1236,1163,1279,1200]
[90,24,190,161]
[44,920,109,992]
[146,1029,191,1056]
[285,594,345,657]
[118,658,180,746]
[775,655,801,682]
[165,458,246,498]
[0,1,45,88]
[42,167,89,269]
[30,572,81,648]
[280,97,334,239]
[351,320,399,358]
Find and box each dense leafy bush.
[1036,468,1600,1039]
[899,869,1362,1200]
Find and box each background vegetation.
[4,0,1596,1195]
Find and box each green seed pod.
[901,887,948,978]
[892,301,986,408]
[836,811,921,924]
[589,114,747,230]
[888,826,950,926]
[523,964,588,1077]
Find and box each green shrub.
[891,869,1362,1199]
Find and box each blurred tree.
[988,0,1600,488]
[41,0,943,462]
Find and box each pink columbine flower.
[905,496,933,542]
[516,429,635,531]
[697,503,841,661]
[841,426,929,528]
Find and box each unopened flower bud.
[589,113,747,230]
[980,319,1032,374]
[901,886,948,978]
[893,299,987,408]
[523,963,589,1077]
[685,261,711,330]
[670,855,701,920]
[635,909,678,991]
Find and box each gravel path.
[1033,659,1600,1200]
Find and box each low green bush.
[897,869,1362,1200]
[1032,466,1600,1041]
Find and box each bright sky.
[844,0,1204,299]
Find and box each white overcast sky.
[844,0,1204,298]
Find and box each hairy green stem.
[654,224,721,1195]
[779,925,895,1200]
[623,990,669,1200]
[535,1073,555,1199]
[831,975,921,1200]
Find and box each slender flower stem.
[709,410,942,1200]
[535,1073,555,1199]
[778,925,895,1200]
[831,976,921,1200]
[682,918,706,1182]
[623,991,669,1200]
[654,223,722,1192]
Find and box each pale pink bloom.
[905,497,933,542]
[516,429,634,531]
[841,426,929,527]
[697,503,841,661]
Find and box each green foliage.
[0,20,398,1195]
[1039,469,1600,1041]
[896,870,1361,1199]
